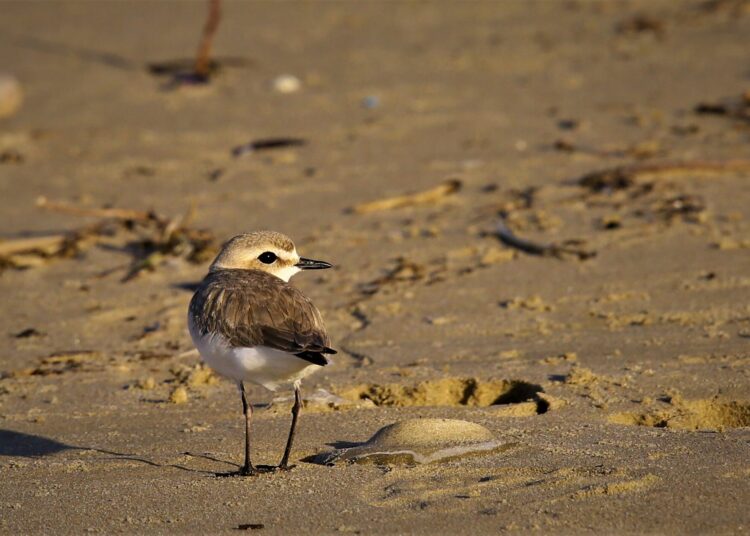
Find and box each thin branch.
[36,196,156,223]
[194,0,222,81]
[0,235,67,257]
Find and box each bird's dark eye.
[258,251,277,264]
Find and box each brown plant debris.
[616,15,666,38]
[0,149,24,164]
[0,225,102,269]
[350,179,462,214]
[578,159,750,192]
[653,194,707,223]
[0,234,73,258]
[5,197,218,280]
[1,351,104,378]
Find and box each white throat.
[275,265,301,282]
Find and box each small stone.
[271,74,301,94]
[169,386,189,404]
[137,377,156,390]
[361,95,380,109]
[0,74,23,118]
[424,316,453,326]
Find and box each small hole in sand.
[339,378,548,414]
[610,399,750,431]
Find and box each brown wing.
[189,269,335,366]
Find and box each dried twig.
[0,222,103,267]
[351,179,462,214]
[0,235,68,257]
[194,0,222,82]
[36,197,154,222]
[578,159,750,192]
[495,216,596,261]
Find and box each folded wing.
[190,270,336,366]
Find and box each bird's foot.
[214,464,263,478]
[239,465,256,476]
[214,464,291,477]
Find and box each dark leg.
[239,382,255,476]
[279,384,302,469]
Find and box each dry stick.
[194,0,222,81]
[495,217,595,261]
[36,197,156,223]
[351,179,462,214]
[0,219,107,258]
[578,159,750,191]
[0,235,67,257]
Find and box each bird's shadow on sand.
[0,428,237,475]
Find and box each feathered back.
[189,269,335,365]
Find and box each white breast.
[188,314,321,391]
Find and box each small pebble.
[271,74,301,94]
[0,74,23,118]
[169,386,189,404]
[361,95,380,109]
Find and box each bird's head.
[209,231,332,282]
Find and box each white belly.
[188,318,321,391]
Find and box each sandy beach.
[1,1,749,533]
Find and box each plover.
[188,231,335,475]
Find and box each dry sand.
[1,1,749,534]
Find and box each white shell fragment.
[319,418,513,465]
[0,74,23,118]
[271,74,301,94]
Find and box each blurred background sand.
[0,1,749,534]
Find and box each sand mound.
[317,418,513,465]
[339,378,548,413]
[610,398,750,431]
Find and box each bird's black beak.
[295,257,333,270]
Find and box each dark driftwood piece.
[495,217,596,261]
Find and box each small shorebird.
[188,231,335,475]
